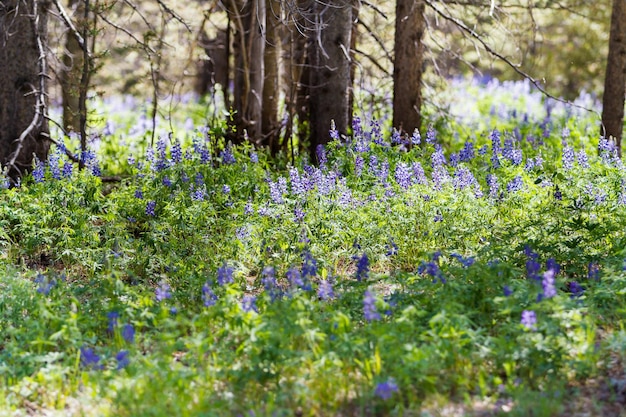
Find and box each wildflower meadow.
[0,79,625,416]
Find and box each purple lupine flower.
[301,250,318,281]
[431,144,446,167]
[411,162,427,185]
[289,167,306,196]
[394,162,412,190]
[425,125,436,144]
[453,167,478,192]
[352,116,363,137]
[34,273,55,295]
[370,120,385,145]
[562,145,574,170]
[363,289,381,321]
[459,141,474,162]
[49,153,61,180]
[386,240,398,256]
[506,176,523,193]
[80,346,103,370]
[542,269,557,299]
[241,295,258,313]
[449,152,460,167]
[317,279,334,300]
[115,350,130,370]
[411,129,421,145]
[577,150,589,168]
[525,248,541,282]
[134,189,144,199]
[217,263,234,286]
[487,174,499,198]
[262,266,281,301]
[546,258,560,275]
[62,161,73,179]
[391,129,402,145]
[478,145,488,156]
[171,140,182,163]
[355,253,369,282]
[375,378,399,400]
[490,129,501,168]
[244,201,254,215]
[287,267,304,289]
[354,155,364,177]
[220,146,236,164]
[569,281,584,298]
[503,285,513,297]
[451,253,475,267]
[521,310,537,330]
[202,283,218,307]
[368,155,379,177]
[155,281,172,301]
[431,166,448,191]
[162,176,172,187]
[122,324,135,343]
[316,144,328,166]
[587,262,600,281]
[107,311,120,332]
[222,184,231,194]
[145,200,156,216]
[32,157,45,183]
[191,187,206,201]
[379,160,390,183]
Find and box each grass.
[1,79,625,416]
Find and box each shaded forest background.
[1,0,625,180]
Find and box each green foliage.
[0,81,624,415]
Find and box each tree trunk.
[308,0,353,160]
[393,0,426,136]
[601,0,626,156]
[230,0,265,144]
[60,0,84,132]
[262,0,281,153]
[0,0,51,182]
[281,0,308,159]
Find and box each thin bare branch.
[51,0,91,58]
[155,0,192,32]
[424,0,600,117]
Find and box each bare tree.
[0,0,51,182]
[228,0,266,143]
[60,0,85,132]
[601,0,626,155]
[307,0,353,159]
[393,0,426,136]
[262,0,281,153]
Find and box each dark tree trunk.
[393,0,426,136]
[601,0,626,156]
[60,0,84,132]
[0,0,51,182]
[195,27,229,102]
[308,0,353,161]
[262,0,281,153]
[281,0,308,160]
[230,0,265,144]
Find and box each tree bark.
[393,0,426,136]
[60,0,84,132]
[262,0,281,153]
[0,0,51,182]
[230,0,266,144]
[601,0,626,156]
[308,0,353,160]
